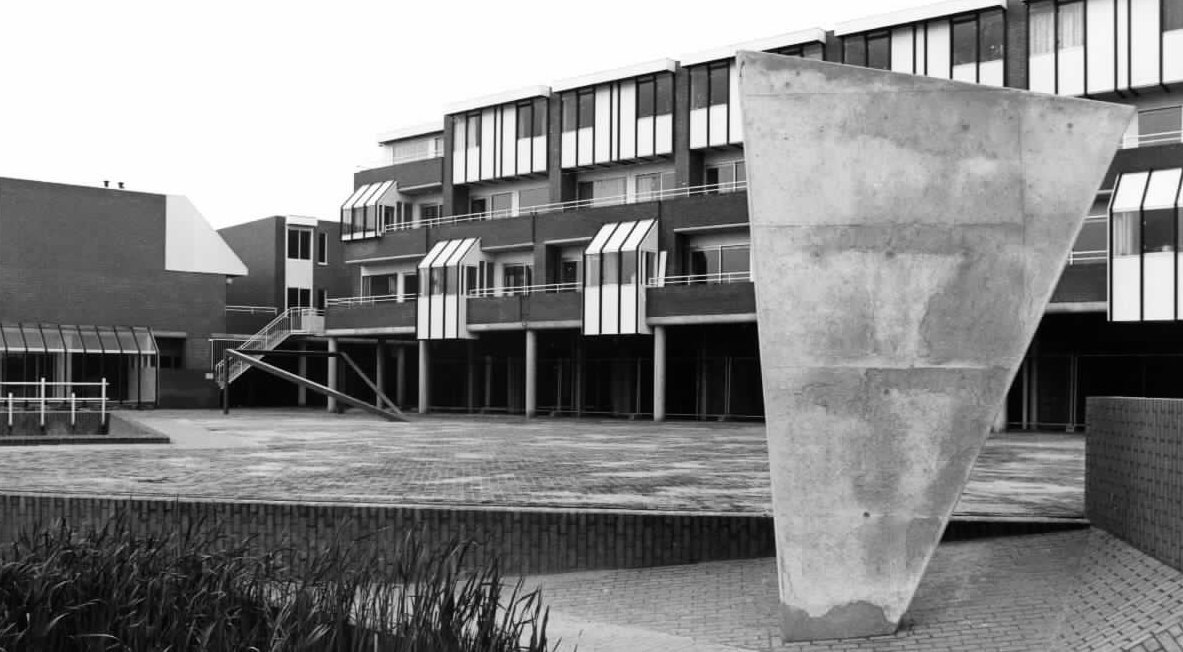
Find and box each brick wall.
[1086,397,1183,572]
[0,493,775,575]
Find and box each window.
[577,181,594,202]
[286,287,311,309]
[317,232,328,264]
[287,228,311,260]
[562,92,578,131]
[635,171,675,201]
[581,177,626,206]
[517,102,534,138]
[706,161,743,192]
[690,66,709,110]
[158,338,185,370]
[577,90,595,129]
[708,63,729,106]
[464,265,479,294]
[490,192,513,218]
[560,259,581,285]
[503,264,532,295]
[470,197,488,216]
[602,253,620,284]
[399,203,413,228]
[1112,211,1141,256]
[720,245,750,274]
[655,75,673,115]
[637,77,656,118]
[952,19,977,66]
[364,274,398,297]
[381,206,396,231]
[867,32,891,70]
[585,254,601,286]
[1058,1,1084,49]
[1029,2,1055,55]
[316,289,327,310]
[980,10,1005,62]
[1167,0,1183,31]
[1144,209,1176,253]
[1139,106,1182,145]
[533,97,547,136]
[519,187,550,210]
[420,204,441,223]
[402,272,418,297]
[844,36,867,66]
[466,113,481,146]
[429,268,445,294]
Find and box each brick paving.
[530,528,1183,651]
[0,409,1082,519]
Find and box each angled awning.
[341,181,397,211]
[0,323,157,355]
[585,220,657,255]
[418,238,479,270]
[1112,169,1183,212]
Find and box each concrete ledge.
[0,435,170,446]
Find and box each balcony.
[647,272,755,320]
[1122,129,1183,149]
[468,283,582,327]
[323,294,417,332]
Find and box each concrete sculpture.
[737,51,1130,640]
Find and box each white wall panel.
[444,293,459,338]
[501,105,516,177]
[952,63,976,83]
[708,104,729,147]
[1117,0,1131,89]
[620,82,637,160]
[1086,0,1116,94]
[562,131,576,168]
[636,116,654,158]
[916,28,927,74]
[728,62,742,144]
[891,27,915,73]
[1166,30,1183,83]
[594,87,611,163]
[601,283,619,334]
[926,21,951,79]
[619,284,637,333]
[480,108,496,181]
[577,128,593,166]
[517,139,531,174]
[979,59,1004,87]
[584,285,601,335]
[1143,252,1175,320]
[1030,53,1056,94]
[430,295,445,339]
[466,146,480,183]
[1111,256,1141,321]
[1130,0,1161,89]
[1059,46,1086,96]
[532,137,547,173]
[690,109,708,149]
[417,293,429,336]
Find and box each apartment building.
[0,177,246,408]
[294,0,1183,427]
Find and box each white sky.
[0,0,935,228]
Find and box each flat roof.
[679,28,828,67]
[443,85,552,116]
[376,122,443,144]
[552,59,679,92]
[834,0,1006,36]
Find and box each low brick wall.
[0,493,775,575]
[1086,397,1183,573]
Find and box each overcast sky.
[0,0,935,228]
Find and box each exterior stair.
[214,307,324,389]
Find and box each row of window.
[286,287,327,310]
[286,228,329,264]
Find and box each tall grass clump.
[0,516,552,651]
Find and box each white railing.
[2,379,108,430]
[1122,130,1183,149]
[226,305,278,315]
[1068,249,1107,264]
[467,282,580,298]
[385,180,748,233]
[325,293,416,308]
[649,271,752,287]
[213,308,324,387]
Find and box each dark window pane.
[844,36,867,66]
[421,204,441,222]
[602,253,619,284]
[803,43,825,60]
[586,254,601,286]
[300,230,311,259]
[578,90,595,129]
[1145,209,1176,253]
[867,32,891,70]
[709,63,729,105]
[690,66,709,110]
[533,98,547,136]
[721,246,750,273]
[622,254,637,284]
[517,103,532,138]
[980,10,1005,62]
[465,266,478,293]
[655,74,673,114]
[317,232,327,263]
[560,260,580,284]
[1139,106,1182,143]
[952,19,977,66]
[1029,1,1055,55]
[403,273,419,297]
[287,229,299,258]
[491,193,512,217]
[466,113,480,144]
[562,92,577,131]
[1167,0,1183,31]
[470,197,487,215]
[1112,211,1140,256]
[636,77,655,118]
[577,181,594,201]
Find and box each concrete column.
[297,341,308,407]
[992,402,1008,433]
[375,340,386,408]
[524,330,537,417]
[326,337,338,413]
[653,326,667,422]
[395,344,407,408]
[417,340,430,414]
[466,340,477,412]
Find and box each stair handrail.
[214,307,324,386]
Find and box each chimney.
[118,182,124,189]
[103,180,109,188]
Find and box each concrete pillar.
[466,340,477,412]
[297,341,308,407]
[417,340,430,414]
[395,344,407,408]
[326,337,338,413]
[992,402,1008,433]
[524,330,537,417]
[375,340,386,408]
[653,325,667,422]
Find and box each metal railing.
[648,271,752,287]
[225,305,278,315]
[325,293,417,308]
[384,180,748,233]
[213,308,324,387]
[2,379,108,430]
[1122,129,1183,149]
[1068,249,1107,264]
[467,282,580,298]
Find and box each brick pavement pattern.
[0,410,1084,520]
[530,529,1183,651]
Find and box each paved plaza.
[0,409,1082,519]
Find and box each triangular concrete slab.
[737,51,1131,641]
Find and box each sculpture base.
[780,602,897,642]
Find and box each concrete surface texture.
[738,51,1132,641]
[0,410,1082,520]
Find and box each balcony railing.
[3,379,109,428]
[226,305,278,316]
[385,180,748,233]
[1068,249,1107,264]
[1122,130,1183,149]
[467,282,580,298]
[357,151,444,170]
[325,293,417,308]
[649,271,752,287]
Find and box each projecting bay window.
[560,68,675,168]
[1030,0,1183,96]
[1110,169,1183,322]
[689,61,741,148]
[417,238,484,339]
[838,6,1005,86]
[339,180,398,240]
[582,219,658,336]
[451,95,548,183]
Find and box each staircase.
[214,308,325,388]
